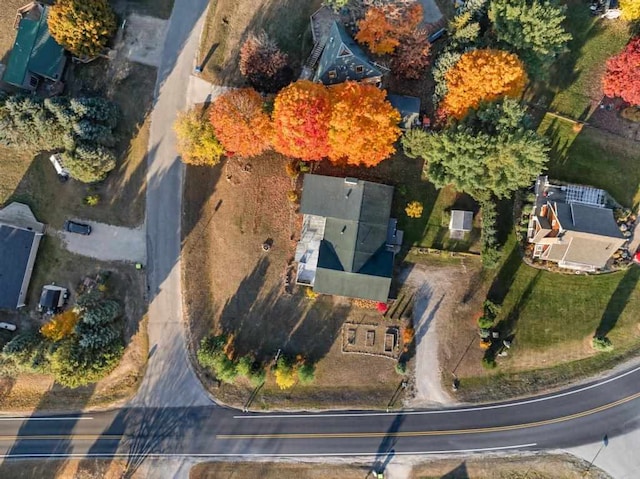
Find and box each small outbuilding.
[387,94,421,130]
[449,210,473,240]
[38,284,68,314]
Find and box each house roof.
[300,174,396,301]
[3,4,66,87]
[562,234,625,269]
[313,21,383,85]
[387,94,420,130]
[449,210,473,232]
[555,203,623,239]
[0,225,38,309]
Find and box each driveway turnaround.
[60,221,146,263]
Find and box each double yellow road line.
[216,390,640,440]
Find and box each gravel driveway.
[59,221,146,263]
[399,263,463,407]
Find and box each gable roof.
[300,174,395,301]
[313,21,383,85]
[555,203,624,239]
[3,4,66,88]
[0,225,38,309]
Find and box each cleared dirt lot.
[183,153,402,409]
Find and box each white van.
[49,154,70,181]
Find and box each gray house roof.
[555,203,623,239]
[313,21,383,85]
[0,203,44,309]
[300,174,396,302]
[449,210,473,232]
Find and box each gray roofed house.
[311,21,383,86]
[295,175,403,302]
[387,94,421,130]
[0,203,45,309]
[527,176,626,271]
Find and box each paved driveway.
[59,221,146,263]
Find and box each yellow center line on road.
[216,390,640,440]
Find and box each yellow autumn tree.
[328,82,401,167]
[620,0,640,21]
[48,0,117,58]
[41,310,79,342]
[440,49,528,120]
[174,107,225,166]
[405,201,423,218]
[274,357,297,390]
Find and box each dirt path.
[58,221,146,263]
[399,263,466,407]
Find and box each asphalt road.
[1,364,639,461]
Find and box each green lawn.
[538,114,640,208]
[548,1,630,119]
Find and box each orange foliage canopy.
[272,81,332,161]
[440,49,528,120]
[41,310,79,342]
[328,82,401,167]
[356,3,423,55]
[209,88,272,158]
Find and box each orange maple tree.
[272,81,332,161]
[356,3,423,55]
[41,310,79,342]
[440,49,528,120]
[328,81,401,167]
[603,37,640,106]
[209,88,272,158]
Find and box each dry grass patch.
[191,462,369,479]
[0,459,136,479]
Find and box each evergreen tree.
[489,0,571,79]
[402,99,548,200]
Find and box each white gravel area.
[400,264,457,407]
[59,221,146,263]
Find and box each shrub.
[305,287,319,300]
[477,316,494,330]
[248,366,266,387]
[483,300,501,318]
[287,190,299,204]
[395,361,407,375]
[84,194,100,206]
[236,355,254,378]
[48,0,117,58]
[298,363,316,384]
[41,311,79,342]
[480,201,502,268]
[592,336,614,352]
[405,201,424,218]
[324,0,350,11]
[482,356,497,369]
[622,107,640,123]
[285,160,299,178]
[376,302,389,313]
[239,32,290,93]
[274,356,297,390]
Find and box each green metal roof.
[300,174,396,301]
[3,5,66,87]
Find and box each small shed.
[38,284,68,313]
[2,2,67,91]
[449,210,473,239]
[387,94,421,130]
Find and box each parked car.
[49,154,70,182]
[64,220,92,235]
[0,322,17,332]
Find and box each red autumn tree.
[328,82,401,167]
[391,29,431,79]
[356,3,423,55]
[272,81,332,161]
[603,37,640,106]
[441,49,528,119]
[239,31,291,93]
[209,88,272,158]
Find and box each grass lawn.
[539,114,640,208]
[199,0,321,85]
[547,0,631,119]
